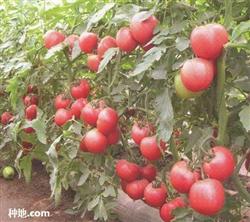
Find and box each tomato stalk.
[169,137,179,161]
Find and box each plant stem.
[169,137,179,161]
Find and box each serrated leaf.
[87,196,100,211]
[98,48,118,73]
[239,105,250,132]
[102,185,116,197]
[231,20,250,42]
[44,43,66,59]
[175,37,189,51]
[94,199,108,221]
[78,168,90,186]
[31,118,47,144]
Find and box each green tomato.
[2,166,15,180]
[174,75,202,99]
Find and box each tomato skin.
[65,34,79,52]
[27,85,38,94]
[25,105,37,120]
[54,94,71,110]
[97,107,118,135]
[107,126,120,145]
[44,30,65,49]
[116,160,140,182]
[71,79,90,99]
[70,98,87,119]
[80,103,101,126]
[189,179,225,216]
[125,179,149,200]
[130,12,158,45]
[144,182,167,208]
[79,136,88,152]
[116,27,138,53]
[1,112,14,125]
[140,164,157,182]
[87,54,100,72]
[203,146,235,181]
[23,127,35,134]
[180,58,214,92]
[190,24,228,60]
[141,43,154,51]
[140,136,163,161]
[23,94,39,107]
[169,161,196,193]
[131,122,150,145]
[83,128,108,153]
[245,152,250,171]
[79,32,98,53]
[54,108,72,126]
[97,36,117,59]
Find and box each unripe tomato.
[169,161,195,193]
[116,160,140,182]
[27,85,38,94]
[81,103,101,126]
[125,179,149,200]
[203,146,235,181]
[54,94,71,110]
[70,98,87,119]
[107,126,120,145]
[190,23,228,60]
[140,164,157,182]
[83,128,107,153]
[144,182,167,208]
[25,105,37,120]
[54,108,72,126]
[180,58,214,92]
[87,54,100,72]
[245,152,250,171]
[79,136,88,152]
[44,30,65,49]
[79,32,98,53]
[189,179,225,216]
[131,122,150,145]
[97,36,117,59]
[1,112,14,125]
[130,12,158,45]
[2,166,15,180]
[71,79,90,99]
[116,27,138,53]
[65,34,79,52]
[23,94,39,107]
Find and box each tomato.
[23,94,39,106]
[87,54,100,72]
[125,179,149,200]
[2,166,15,180]
[97,107,118,135]
[65,34,79,52]
[140,164,157,182]
[174,75,201,99]
[79,136,88,152]
[131,122,150,145]
[70,79,90,99]
[1,112,14,125]
[107,126,120,145]
[81,103,101,126]
[70,98,87,119]
[121,180,128,193]
[97,36,117,59]
[130,12,158,45]
[144,182,167,208]
[193,169,201,181]
[116,160,140,182]
[27,85,38,94]
[116,27,138,53]
[79,32,98,53]
[180,58,214,92]
[140,136,164,161]
[203,146,235,181]
[54,108,72,126]
[141,43,154,51]
[54,94,71,110]
[22,141,33,154]
[245,152,250,171]
[83,128,107,153]
[23,127,35,134]
[44,30,65,49]
[25,105,37,120]
[169,161,195,193]
[189,179,225,216]
[190,23,228,60]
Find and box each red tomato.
[245,152,250,171]
[1,112,14,125]
[121,180,128,193]
[107,126,120,145]
[87,54,100,72]
[54,94,71,110]
[23,94,39,107]
[193,169,201,182]
[144,182,167,208]
[70,79,90,99]
[79,136,88,152]
[80,103,101,126]
[140,164,157,182]
[169,161,195,193]
[97,36,117,59]
[44,30,65,49]
[180,58,214,92]
[96,107,118,135]
[23,127,35,134]
[83,128,108,153]
[116,160,140,182]
[25,105,37,120]
[190,23,228,60]
[125,179,149,200]
[27,85,38,94]
[70,98,87,119]
[79,32,98,53]
[130,12,158,45]
[131,122,150,145]
[203,146,235,181]
[189,179,225,216]
[141,43,154,51]
[116,27,138,53]
[65,34,79,52]
[54,108,72,126]
[22,141,33,149]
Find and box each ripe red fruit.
[203,146,235,181]
[121,180,128,193]
[27,85,38,94]
[71,79,90,99]
[25,105,37,120]
[245,152,250,171]
[23,94,39,107]
[23,127,35,134]
[116,160,140,182]
[190,24,228,60]
[54,108,72,126]
[116,27,138,53]
[140,164,157,182]
[79,32,98,53]
[180,58,215,92]
[81,103,101,126]
[83,129,108,153]
[189,179,225,216]
[54,94,71,110]
[141,43,154,51]
[22,141,33,149]
[97,36,117,59]
[193,169,201,182]
[79,137,88,152]
[97,107,118,135]
[125,179,149,200]
[70,98,87,119]
[169,161,196,193]
[107,126,120,145]
[131,122,150,145]
[87,54,100,72]
[44,30,65,49]
[144,182,167,208]
[65,34,79,52]
[1,112,14,125]
[130,12,158,45]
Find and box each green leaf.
[175,37,189,51]
[77,168,90,186]
[151,65,167,80]
[239,105,250,132]
[20,155,32,183]
[231,20,250,42]
[98,48,119,73]
[44,43,66,59]
[102,185,116,198]
[71,41,81,60]
[31,118,47,144]
[112,4,140,23]
[94,198,108,221]
[87,196,100,211]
